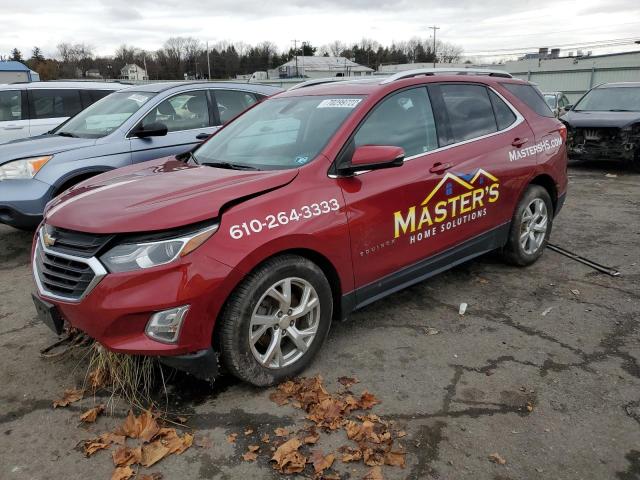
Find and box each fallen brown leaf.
[340,446,363,463]
[83,441,109,457]
[272,437,306,474]
[384,450,406,468]
[99,432,126,446]
[396,430,407,438]
[227,433,238,444]
[261,433,270,444]
[111,465,135,480]
[269,391,290,406]
[488,452,507,465]
[163,430,193,455]
[337,376,359,388]
[112,446,142,467]
[310,450,335,474]
[141,440,170,467]
[244,428,254,435]
[53,388,83,408]
[243,451,258,462]
[359,391,380,410]
[117,411,160,442]
[88,367,107,390]
[80,404,105,423]
[274,427,289,437]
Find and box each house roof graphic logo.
[421,169,499,206]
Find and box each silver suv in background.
[0,81,283,229]
[0,82,127,144]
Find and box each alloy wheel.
[519,198,548,255]
[249,277,320,369]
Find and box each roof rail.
[379,68,512,84]
[288,76,383,91]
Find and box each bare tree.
[437,40,463,63]
[325,40,347,57]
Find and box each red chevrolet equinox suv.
[32,69,568,386]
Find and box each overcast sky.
[3,0,640,59]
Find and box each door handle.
[429,162,453,174]
[511,137,529,148]
[196,133,210,140]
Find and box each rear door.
[0,89,28,143]
[427,82,537,233]
[27,89,83,136]
[212,89,259,125]
[130,90,216,163]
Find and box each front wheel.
[501,185,553,266]
[219,255,333,386]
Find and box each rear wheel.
[501,185,553,266]
[219,255,333,386]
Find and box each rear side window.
[438,84,497,142]
[355,87,438,157]
[0,90,23,121]
[502,83,554,117]
[29,89,82,119]
[214,90,258,124]
[489,91,517,130]
[141,90,210,133]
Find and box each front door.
[130,90,218,163]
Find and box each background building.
[503,50,640,102]
[119,63,147,81]
[0,61,40,83]
[270,56,373,79]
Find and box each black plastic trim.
[342,223,510,314]
[158,348,219,381]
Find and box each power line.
[464,36,640,56]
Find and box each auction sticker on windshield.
[317,99,362,108]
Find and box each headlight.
[100,224,218,273]
[0,155,53,180]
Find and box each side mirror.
[133,122,168,138]
[338,145,405,176]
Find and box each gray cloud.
[2,0,639,58]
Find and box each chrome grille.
[33,234,107,302]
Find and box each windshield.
[574,87,640,112]
[54,91,155,138]
[543,94,556,108]
[194,95,364,170]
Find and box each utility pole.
[429,25,440,68]
[291,39,300,77]
[207,41,211,79]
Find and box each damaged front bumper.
[566,125,639,161]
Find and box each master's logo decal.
[393,169,500,244]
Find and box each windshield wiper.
[202,161,260,171]
[56,131,78,138]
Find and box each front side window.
[502,83,554,117]
[54,91,155,138]
[355,87,438,157]
[0,90,22,121]
[29,89,82,119]
[195,95,363,170]
[141,91,210,133]
[544,94,557,109]
[215,90,258,124]
[573,87,640,112]
[438,84,498,142]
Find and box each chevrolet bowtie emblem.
[43,232,56,247]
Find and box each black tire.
[501,185,553,266]
[219,254,333,387]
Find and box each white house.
[269,56,374,79]
[120,64,147,81]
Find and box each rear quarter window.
[502,83,554,118]
[29,89,83,120]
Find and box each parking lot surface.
[1,162,639,480]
